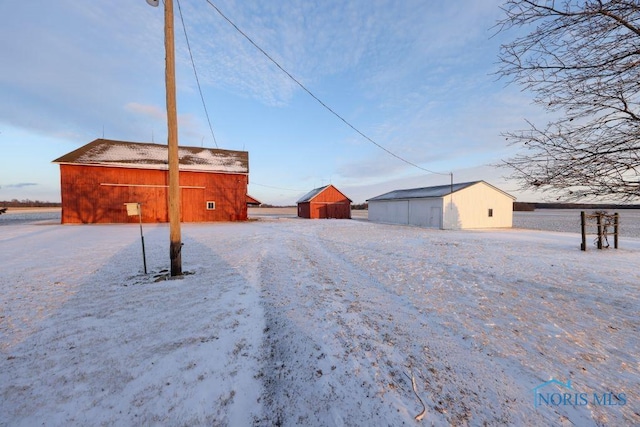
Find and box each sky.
[0,0,550,205]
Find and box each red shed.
[297,184,352,219]
[52,139,249,224]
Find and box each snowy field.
[513,209,640,238]
[1,210,639,426]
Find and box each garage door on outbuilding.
[367,180,515,229]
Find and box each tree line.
[514,202,640,212]
[0,199,61,208]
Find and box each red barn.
[297,184,352,219]
[52,139,249,224]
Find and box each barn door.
[181,188,205,222]
[327,203,338,219]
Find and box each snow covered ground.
[1,213,639,426]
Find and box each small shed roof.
[246,194,262,206]
[52,139,248,174]
[297,184,352,203]
[367,180,515,201]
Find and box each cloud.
[0,2,166,142]
[331,72,549,184]
[0,0,511,144]
[176,0,503,106]
[124,103,166,121]
[338,163,535,204]
[122,102,207,145]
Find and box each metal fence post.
[138,204,147,274]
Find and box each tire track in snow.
[253,220,521,426]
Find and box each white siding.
[409,199,443,228]
[368,200,409,224]
[368,182,513,230]
[369,199,444,228]
[446,182,513,229]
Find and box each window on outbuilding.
[206,201,216,210]
[488,208,493,217]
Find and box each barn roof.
[297,184,352,203]
[297,186,329,203]
[52,139,248,173]
[367,180,515,201]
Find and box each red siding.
[298,202,311,218]
[306,202,351,219]
[59,164,247,224]
[297,185,351,219]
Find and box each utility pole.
[147,0,182,276]
[165,0,182,276]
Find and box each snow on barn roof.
[52,139,248,174]
[367,180,515,201]
[297,184,352,203]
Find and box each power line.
[176,0,218,148]
[249,181,305,192]
[203,0,450,176]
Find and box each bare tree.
[496,0,640,201]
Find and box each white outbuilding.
[367,180,515,229]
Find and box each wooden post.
[614,212,619,249]
[596,213,603,249]
[580,211,586,251]
[165,0,182,276]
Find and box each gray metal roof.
[296,184,352,203]
[52,139,249,174]
[297,185,331,203]
[367,181,514,201]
